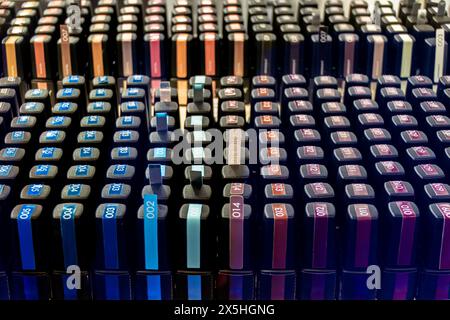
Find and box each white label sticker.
[434,28,445,83]
[227,129,243,165]
[399,34,413,78]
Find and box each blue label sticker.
[41,147,56,158]
[3,148,17,158]
[51,116,65,126]
[118,147,130,157]
[154,148,166,158]
[156,112,168,132]
[24,102,37,110]
[119,131,132,140]
[75,165,89,176]
[80,148,92,158]
[102,204,119,269]
[93,102,104,110]
[146,275,162,300]
[17,205,36,270]
[99,76,109,83]
[31,89,41,96]
[187,275,202,300]
[62,88,74,96]
[84,131,97,140]
[144,194,158,270]
[87,116,99,124]
[22,276,39,300]
[96,89,106,97]
[160,81,170,90]
[122,116,133,125]
[62,275,77,300]
[187,204,202,269]
[126,102,138,110]
[60,204,78,267]
[0,184,4,194]
[132,75,143,82]
[27,184,44,196]
[67,184,82,196]
[113,165,127,175]
[104,275,120,300]
[128,88,139,96]
[229,275,244,300]
[35,165,50,176]
[17,116,29,124]
[108,183,123,195]
[68,75,79,82]
[45,131,60,141]
[12,131,25,141]
[0,165,12,176]
[59,102,71,111]
[148,164,162,185]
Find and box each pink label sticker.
[272,183,286,196]
[267,147,280,157]
[229,195,244,269]
[258,88,269,96]
[414,146,430,156]
[390,181,408,193]
[307,164,321,176]
[433,115,448,124]
[311,183,328,195]
[337,131,352,142]
[268,165,282,176]
[341,148,356,159]
[261,115,273,124]
[407,130,423,140]
[264,131,279,141]
[382,161,399,172]
[346,165,362,177]
[364,113,380,123]
[312,203,329,268]
[354,204,372,268]
[331,116,344,125]
[230,183,244,195]
[327,102,341,111]
[149,34,161,78]
[301,129,315,137]
[421,164,439,176]
[353,184,369,196]
[371,128,385,137]
[272,204,288,269]
[226,116,238,125]
[435,204,450,269]
[427,101,443,110]
[296,114,309,122]
[398,115,412,123]
[261,101,272,110]
[431,183,449,196]
[304,146,317,156]
[228,101,238,108]
[376,144,392,155]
